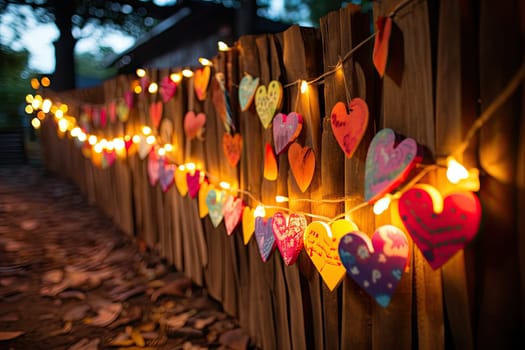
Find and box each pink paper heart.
[186,170,202,199]
[159,76,178,103]
[364,128,420,203]
[159,163,176,192]
[272,112,303,155]
[100,106,107,128]
[102,150,116,169]
[150,101,163,129]
[255,217,275,262]
[272,212,306,265]
[148,151,160,186]
[330,98,369,158]
[223,195,244,235]
[184,111,206,140]
[124,90,134,109]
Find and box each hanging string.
[339,58,352,106]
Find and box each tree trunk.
[52,1,76,91]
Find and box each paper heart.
[92,108,101,128]
[198,182,210,218]
[264,143,278,181]
[159,76,178,103]
[206,189,225,228]
[212,73,234,133]
[373,16,392,78]
[91,150,102,168]
[186,169,202,199]
[238,74,259,111]
[99,107,107,128]
[223,195,244,235]
[339,225,409,307]
[184,111,206,140]
[148,151,160,186]
[149,101,163,129]
[304,219,358,291]
[273,112,303,155]
[159,163,176,192]
[272,212,306,266]
[108,101,117,123]
[330,98,369,158]
[255,80,283,128]
[116,101,129,122]
[255,217,275,262]
[124,90,134,109]
[222,133,242,167]
[194,66,211,101]
[175,167,188,197]
[140,76,150,91]
[364,128,420,203]
[159,118,173,145]
[398,185,481,269]
[102,150,116,169]
[138,136,153,160]
[242,207,256,245]
[288,143,315,193]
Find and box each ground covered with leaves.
[0,165,251,350]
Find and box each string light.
[136,68,146,78]
[25,105,34,114]
[157,147,166,156]
[182,69,194,78]
[88,135,98,146]
[164,143,173,152]
[41,76,51,87]
[146,135,156,145]
[186,162,196,171]
[55,109,64,119]
[31,118,41,129]
[219,181,231,190]
[373,194,392,215]
[275,195,289,203]
[170,73,182,83]
[114,138,125,151]
[70,127,81,137]
[78,132,87,142]
[198,58,213,66]
[93,143,103,154]
[217,41,229,51]
[178,164,186,171]
[142,126,152,135]
[58,119,68,133]
[148,82,158,94]
[26,94,34,103]
[134,85,142,94]
[254,205,266,218]
[300,80,308,94]
[446,157,469,184]
[132,135,141,144]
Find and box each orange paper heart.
[194,66,211,101]
[222,133,242,167]
[264,143,278,181]
[149,101,163,129]
[373,16,392,78]
[288,143,315,192]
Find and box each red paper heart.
[149,101,163,129]
[159,76,178,103]
[223,195,244,235]
[330,98,369,158]
[222,133,242,167]
[264,143,278,181]
[186,170,202,199]
[272,212,306,265]
[373,16,392,77]
[398,185,481,270]
[184,111,206,140]
[288,143,315,193]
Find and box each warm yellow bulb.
[300,80,308,94]
[198,57,213,66]
[218,41,229,51]
[373,194,392,215]
[132,135,141,144]
[31,99,41,110]
[136,68,146,78]
[37,111,45,120]
[93,143,103,154]
[219,181,231,190]
[25,94,34,103]
[134,85,142,94]
[446,157,469,184]
[182,69,194,78]
[142,126,152,135]
[157,147,166,156]
[146,135,156,145]
[70,127,81,137]
[55,109,64,119]
[275,195,289,203]
[59,104,68,113]
[164,143,173,152]
[25,105,34,114]
[106,140,115,151]
[41,76,50,87]
[254,205,266,218]
[88,135,98,146]
[114,138,125,151]
[186,162,196,171]
[78,132,87,142]
[58,118,68,133]
[30,78,40,89]
[178,164,186,171]
[31,118,41,129]
[148,82,158,94]
[170,73,182,83]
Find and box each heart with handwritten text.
[222,133,242,167]
[238,75,259,111]
[255,217,275,262]
[255,80,283,128]
[223,195,244,235]
[206,189,225,228]
[273,112,303,155]
[272,212,306,266]
[330,98,369,158]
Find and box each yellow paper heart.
[175,168,188,197]
[198,182,210,218]
[255,80,283,129]
[242,206,256,245]
[303,219,358,291]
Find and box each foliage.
[76,46,118,80]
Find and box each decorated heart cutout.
[194,66,211,101]
[273,112,303,155]
[288,143,315,193]
[398,184,481,269]
[264,143,278,181]
[255,217,275,262]
[138,136,153,160]
[116,101,129,122]
[338,225,409,307]
[148,151,160,186]
[159,163,176,192]
[100,107,107,128]
[206,189,225,227]
[255,80,283,128]
[102,150,116,169]
[175,166,188,197]
[159,118,174,145]
[186,169,202,199]
[160,76,178,103]
[184,111,206,140]
[364,128,420,203]
[124,90,134,109]
[304,219,358,291]
[212,73,234,133]
[330,98,369,158]
[149,101,163,129]
[242,206,256,245]
[198,182,210,218]
[223,133,242,167]
[223,195,244,235]
[108,101,117,123]
[272,212,306,266]
[373,16,392,78]
[238,74,259,111]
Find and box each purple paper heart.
[159,162,175,192]
[272,112,303,155]
[186,170,201,199]
[338,225,409,307]
[254,217,275,262]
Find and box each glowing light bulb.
[170,73,182,83]
[148,82,158,94]
[132,135,141,144]
[58,119,68,133]
[70,127,81,137]
[25,94,34,103]
[178,164,186,171]
[142,126,152,135]
[78,132,87,142]
[198,57,213,66]
[182,69,194,78]
[446,157,469,184]
[31,118,41,129]
[136,68,146,78]
[59,104,68,113]
[93,143,103,154]
[30,78,40,89]
[134,85,142,94]
[164,143,173,152]
[25,105,34,114]
[37,111,45,120]
[157,147,166,156]
[186,162,196,171]
[106,140,115,151]
[31,98,41,110]
[88,135,98,146]
[373,194,392,215]
[300,80,308,94]
[275,195,289,203]
[218,41,229,51]
[146,135,156,145]
[40,76,50,87]
[219,181,231,190]
[99,138,108,149]
[114,138,125,151]
[42,99,52,113]
[254,205,266,218]
[55,109,64,119]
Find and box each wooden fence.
[39,1,525,349]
